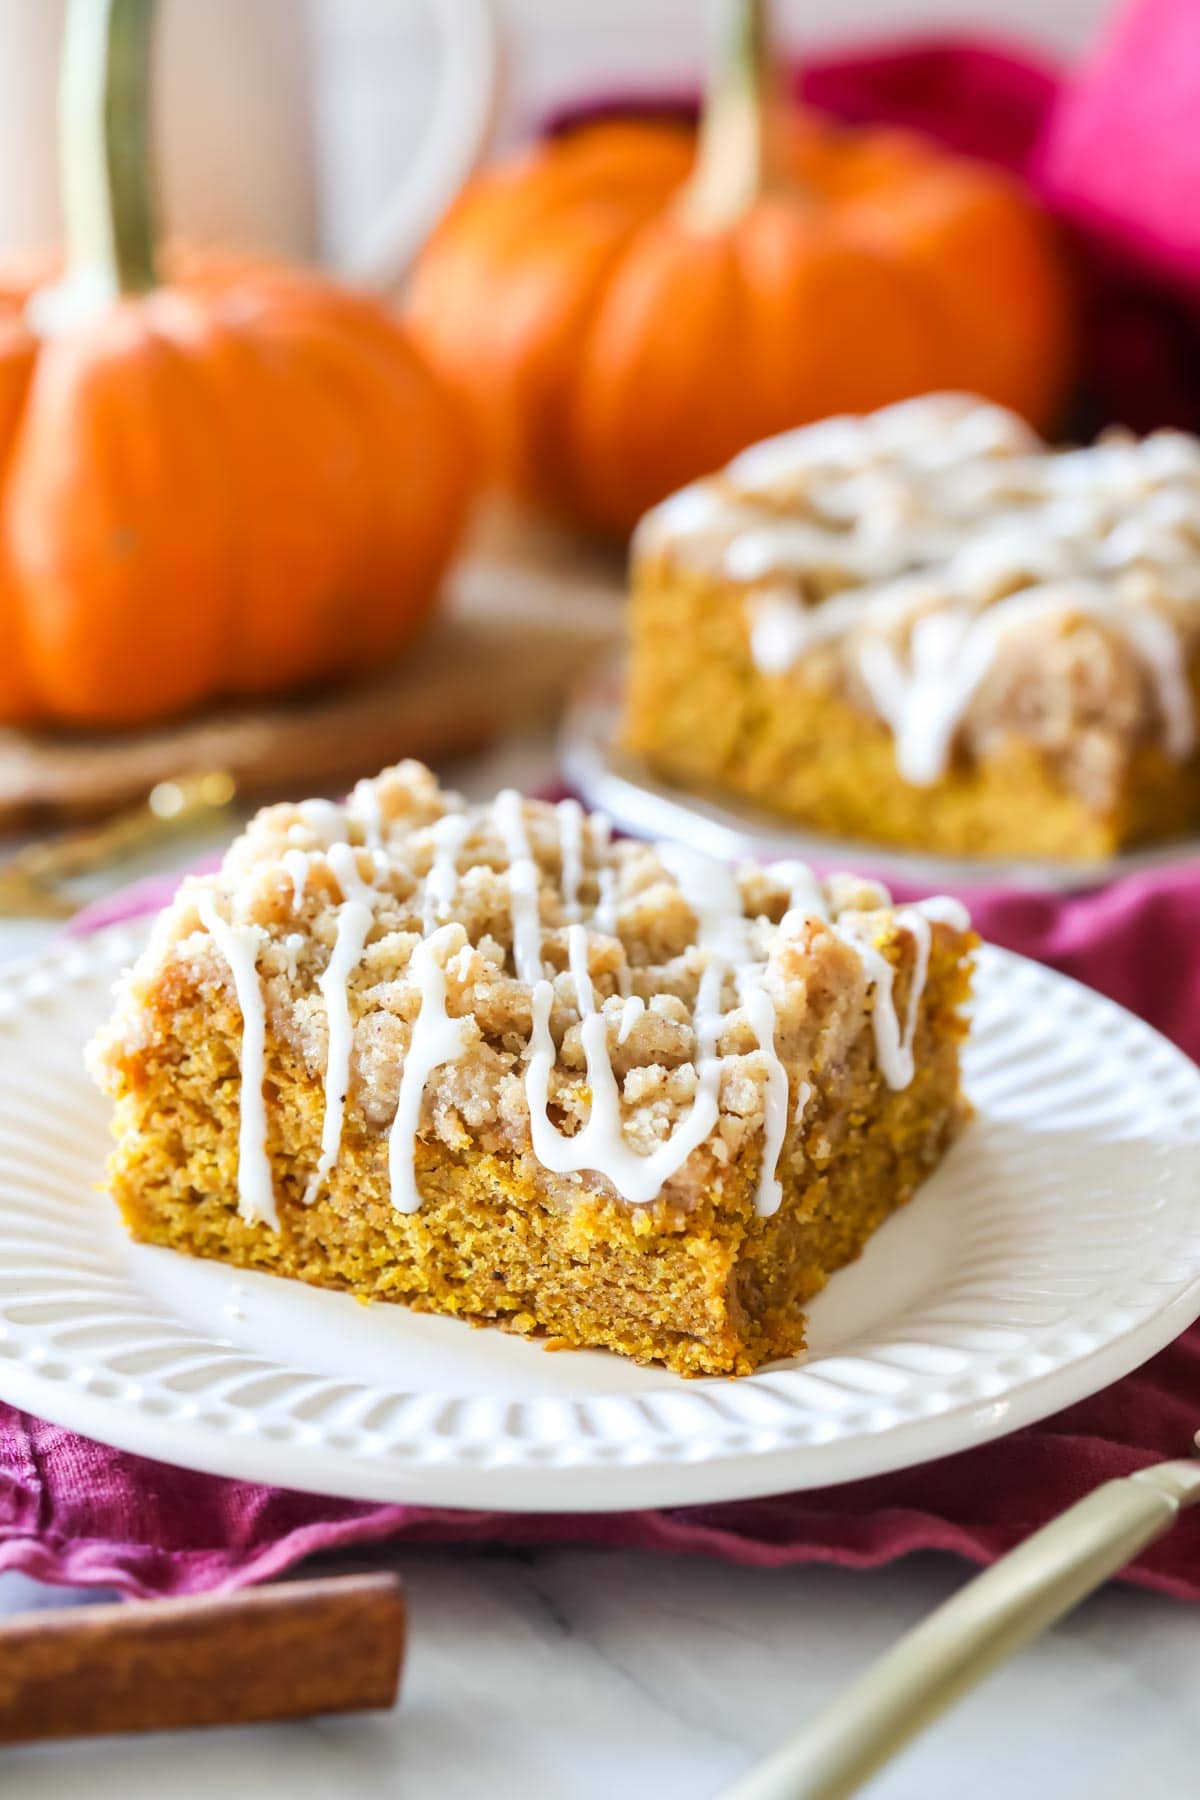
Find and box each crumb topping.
[93,763,969,1223]
[635,394,1200,797]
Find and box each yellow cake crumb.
[624,394,1200,859]
[91,762,974,1377]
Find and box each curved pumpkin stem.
[29,0,159,328]
[681,0,777,231]
[61,0,159,295]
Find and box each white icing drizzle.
[1117,598,1197,760]
[895,908,932,1085]
[617,994,645,1044]
[729,519,950,587]
[297,798,348,848]
[587,813,619,935]
[423,811,471,933]
[834,906,932,1090]
[201,773,970,1233]
[633,477,750,553]
[657,843,752,963]
[737,977,788,1216]
[526,936,726,1207]
[348,778,385,853]
[388,925,473,1213]
[855,579,1197,786]
[326,841,374,900]
[305,898,374,1204]
[195,892,277,1230]
[771,859,830,922]
[282,849,311,911]
[641,395,1200,782]
[916,894,972,931]
[748,587,869,675]
[593,867,618,938]
[654,843,790,1215]
[725,395,1035,493]
[539,837,950,1213]
[492,789,544,984]
[556,799,586,920]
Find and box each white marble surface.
[2,1552,1199,1799]
[2,737,1198,1799]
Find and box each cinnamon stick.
[0,1572,405,1744]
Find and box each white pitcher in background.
[0,0,498,290]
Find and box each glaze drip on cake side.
[636,393,1200,786]
[192,892,276,1229]
[94,764,969,1229]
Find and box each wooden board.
[0,505,627,828]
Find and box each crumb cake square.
[623,393,1200,860]
[91,762,974,1377]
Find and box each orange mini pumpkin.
[0,0,475,729]
[408,1,1072,537]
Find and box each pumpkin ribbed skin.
[0,265,475,727]
[408,118,1073,537]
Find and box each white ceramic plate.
[2,920,1200,1512]
[561,665,1200,894]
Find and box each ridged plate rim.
[0,920,1198,1511]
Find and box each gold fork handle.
[13,770,236,883]
[720,1459,1200,1800]
[0,770,236,918]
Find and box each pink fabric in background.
[1,853,1198,1601]
[1039,0,1200,293]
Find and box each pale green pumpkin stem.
[60,0,159,297]
[680,0,777,231]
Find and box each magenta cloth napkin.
[1,854,1199,1601]
[1040,0,1200,293]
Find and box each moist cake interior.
[91,762,974,1377]
[625,394,1200,859]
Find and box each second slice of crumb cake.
[91,762,974,1377]
[625,394,1200,859]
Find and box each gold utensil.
[721,1448,1200,1800]
[0,770,236,919]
